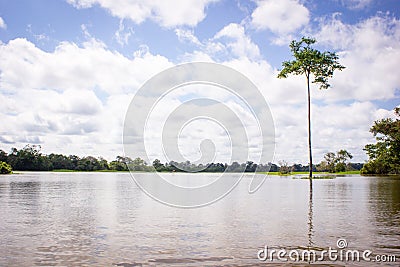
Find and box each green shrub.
[0,161,12,174]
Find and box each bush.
[0,161,12,174]
[278,160,292,175]
[361,160,390,175]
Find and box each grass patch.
[52,169,126,172]
[52,169,135,173]
[300,175,336,179]
[259,170,360,176]
[336,170,360,175]
[259,171,325,176]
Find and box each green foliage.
[109,156,132,171]
[0,144,361,174]
[361,108,400,174]
[0,149,7,162]
[76,156,109,171]
[278,160,292,175]
[225,161,242,172]
[48,153,74,169]
[324,152,337,173]
[300,175,336,179]
[361,160,389,175]
[277,37,345,89]
[150,159,277,173]
[109,161,126,171]
[7,145,52,171]
[317,150,353,173]
[0,145,279,173]
[2,145,112,171]
[152,159,165,172]
[0,161,12,174]
[128,157,150,171]
[245,161,258,172]
[336,149,353,172]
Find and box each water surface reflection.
[0,172,398,266]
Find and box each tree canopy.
[0,145,279,173]
[361,108,400,174]
[317,150,353,173]
[0,144,363,174]
[277,37,345,89]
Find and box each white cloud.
[180,37,393,164]
[339,0,373,10]
[114,19,134,46]
[311,102,378,160]
[26,24,49,42]
[175,29,202,45]
[1,9,398,165]
[313,14,400,102]
[121,66,271,164]
[0,17,6,29]
[251,0,309,34]
[0,38,171,95]
[80,23,92,39]
[0,38,172,159]
[214,23,261,59]
[175,23,261,60]
[67,0,218,27]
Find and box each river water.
[0,172,399,266]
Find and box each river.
[0,172,399,266]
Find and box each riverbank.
[8,169,361,175]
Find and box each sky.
[0,0,399,165]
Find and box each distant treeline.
[0,145,363,173]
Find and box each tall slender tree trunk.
[308,178,313,247]
[307,74,313,179]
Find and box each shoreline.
[6,170,361,175]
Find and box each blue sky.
[0,0,399,164]
[1,0,399,67]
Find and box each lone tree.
[278,37,345,179]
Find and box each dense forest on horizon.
[0,144,363,173]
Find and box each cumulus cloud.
[173,51,375,164]
[214,23,261,59]
[137,82,267,164]
[175,23,260,60]
[66,0,218,27]
[231,62,388,164]
[0,38,172,158]
[179,15,397,164]
[1,9,398,164]
[0,38,171,95]
[313,13,400,102]
[242,56,397,163]
[251,0,309,34]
